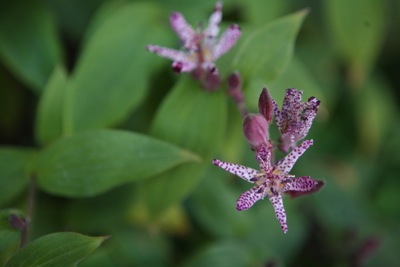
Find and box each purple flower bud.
[227,71,241,91]
[258,87,273,123]
[9,214,26,231]
[243,114,269,150]
[227,72,243,102]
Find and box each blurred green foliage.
[0,0,399,266]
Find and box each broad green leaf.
[184,241,248,267]
[64,185,136,233]
[35,129,200,197]
[242,0,288,25]
[0,1,62,93]
[48,0,108,43]
[139,77,227,217]
[150,76,227,158]
[270,56,326,107]
[138,163,208,219]
[244,56,327,113]
[324,0,388,87]
[187,168,252,238]
[229,9,308,85]
[35,65,67,145]
[5,232,108,267]
[64,2,174,133]
[0,148,33,206]
[157,0,220,23]
[80,226,171,267]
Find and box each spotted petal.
[269,194,288,233]
[298,96,320,140]
[255,145,272,172]
[170,12,196,49]
[282,89,303,120]
[146,45,196,72]
[204,2,222,39]
[212,159,259,183]
[274,139,313,175]
[212,24,241,60]
[272,98,283,132]
[236,185,266,211]
[282,176,318,192]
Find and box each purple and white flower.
[212,140,318,233]
[146,2,240,90]
[272,88,320,153]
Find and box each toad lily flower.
[212,140,318,233]
[146,2,241,90]
[272,88,320,153]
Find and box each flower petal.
[147,45,188,62]
[272,98,283,132]
[170,12,196,49]
[282,89,303,120]
[256,144,272,173]
[236,185,266,210]
[212,24,241,60]
[285,179,325,198]
[146,45,196,72]
[297,96,320,140]
[282,176,318,192]
[204,2,222,39]
[172,61,196,73]
[274,139,313,175]
[212,159,260,183]
[269,194,288,233]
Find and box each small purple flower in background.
[146,2,241,90]
[272,88,320,153]
[213,140,318,233]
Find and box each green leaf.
[242,0,288,26]
[0,148,33,206]
[35,129,200,197]
[64,2,174,133]
[187,168,252,238]
[229,9,308,85]
[139,77,227,217]
[0,1,62,93]
[138,163,208,219]
[150,76,227,158]
[324,0,388,87]
[243,56,327,113]
[35,65,67,145]
[4,232,108,267]
[184,241,248,267]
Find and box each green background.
[0,0,399,266]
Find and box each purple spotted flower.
[212,140,318,233]
[272,88,320,153]
[146,2,240,90]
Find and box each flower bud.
[258,87,273,123]
[243,114,269,150]
[9,214,26,231]
[227,72,243,102]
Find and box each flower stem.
[19,175,36,248]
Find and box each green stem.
[20,175,36,248]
